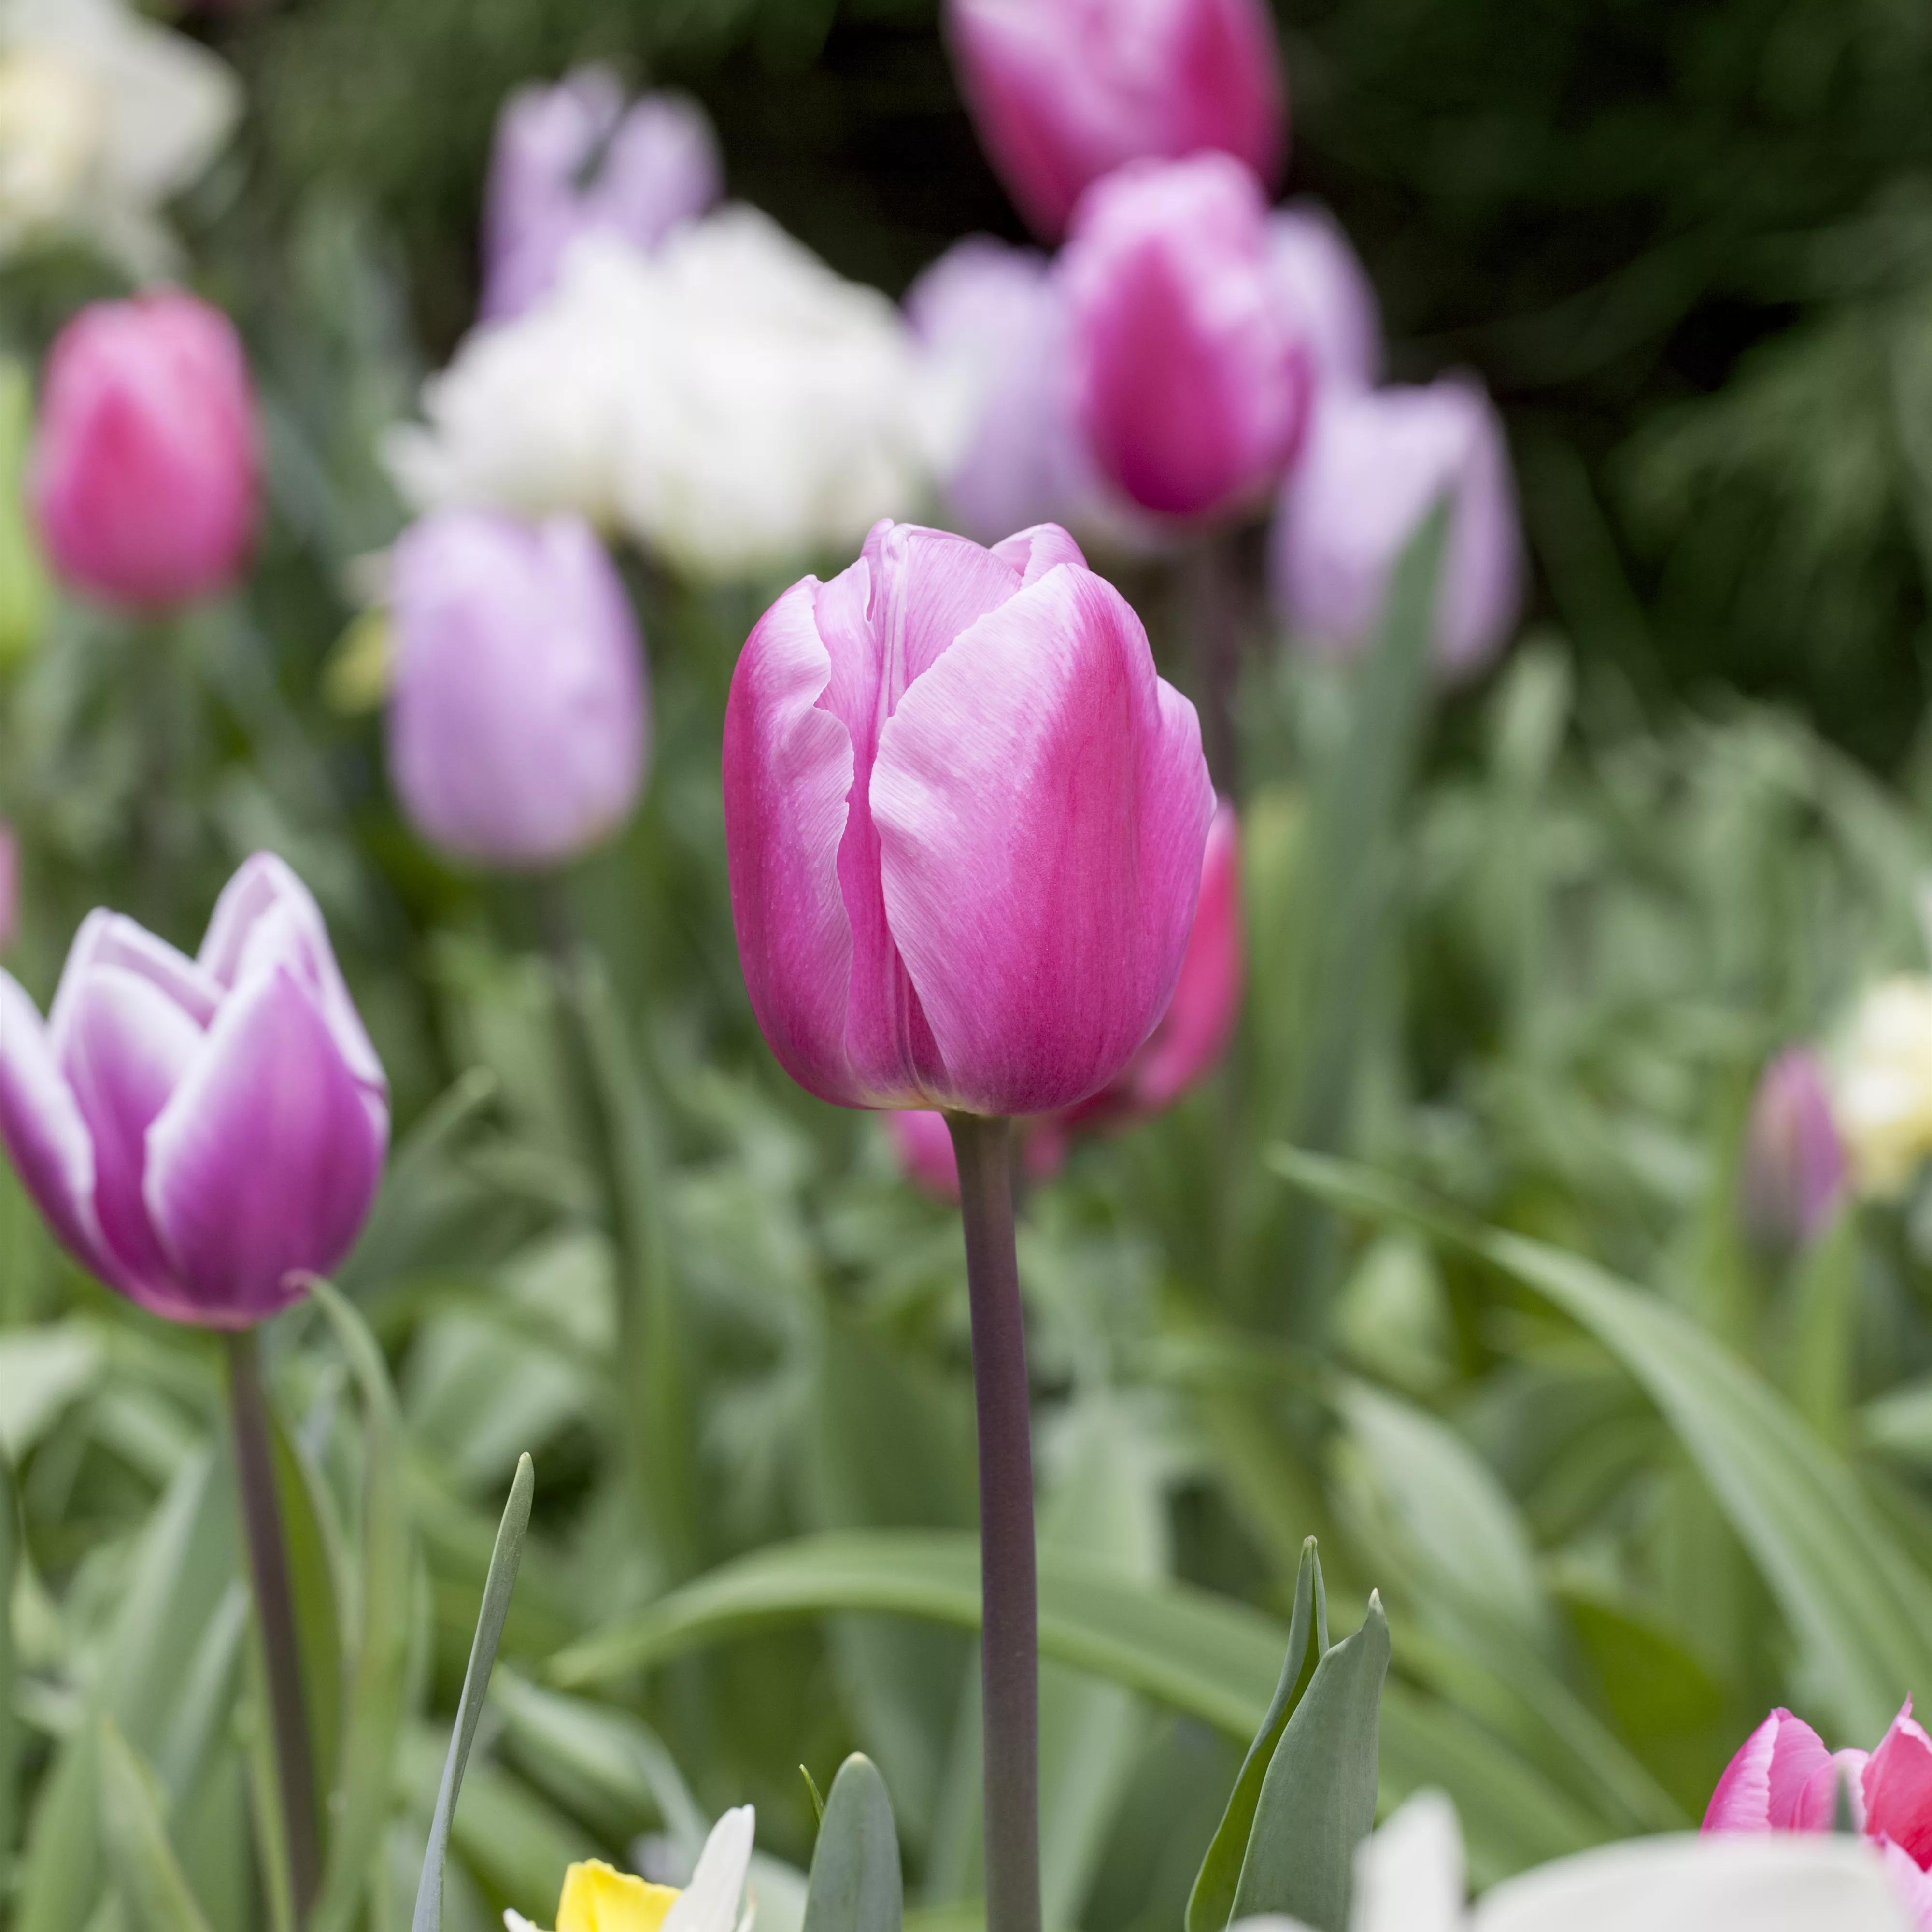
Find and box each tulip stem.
[945,1111,1041,1932]
[225,1329,322,1929]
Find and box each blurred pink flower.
[1739,1048,1848,1252]
[1064,154,1310,521]
[946,0,1284,240]
[0,821,16,955]
[1268,200,1383,394]
[29,290,256,612]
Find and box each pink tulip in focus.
[387,510,649,871]
[29,291,257,612]
[0,821,16,954]
[0,854,388,1328]
[1705,1703,1932,1930]
[483,68,722,321]
[1270,375,1521,680]
[1739,1048,1848,1252]
[1269,201,1383,394]
[724,518,1213,1118]
[1064,155,1310,521]
[946,0,1284,240]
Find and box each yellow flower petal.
[555,1860,682,1932]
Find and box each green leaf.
[1229,1594,1390,1932]
[0,1454,17,1903]
[802,1755,902,1932]
[97,1720,215,1932]
[1268,1147,1932,1740]
[308,1280,419,1932]
[1187,1540,1326,1932]
[801,1767,827,1827]
[412,1453,535,1932]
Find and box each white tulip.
[0,0,238,273]
[1832,976,1932,1196]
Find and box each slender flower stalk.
[224,1328,322,1926]
[946,1111,1041,1932]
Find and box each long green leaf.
[802,1755,902,1932]
[97,1720,215,1932]
[1187,1539,1325,1932]
[412,1453,535,1932]
[1230,1594,1389,1932]
[0,1454,17,1902]
[1268,1147,1932,1739]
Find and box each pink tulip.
[1063,155,1310,521]
[1269,375,1522,680]
[1706,1703,1932,1930]
[483,68,721,321]
[29,291,257,612]
[724,518,1213,1118]
[946,0,1284,241]
[0,854,388,1328]
[386,510,649,871]
[1268,201,1383,394]
[0,822,15,955]
[1739,1048,1848,1252]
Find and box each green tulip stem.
[945,1111,1041,1932]
[225,1327,323,1928]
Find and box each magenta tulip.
[482,68,722,321]
[1269,200,1383,394]
[1269,375,1522,679]
[1064,154,1310,521]
[386,509,649,871]
[946,0,1284,241]
[0,853,388,1328]
[724,517,1213,1118]
[0,821,15,954]
[1739,1048,1848,1252]
[29,291,257,612]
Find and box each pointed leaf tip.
[803,1754,902,1932]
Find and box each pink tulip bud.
[946,0,1285,241]
[483,69,721,321]
[0,854,388,1328]
[29,291,257,612]
[1268,200,1383,394]
[387,510,650,872]
[1739,1048,1848,1252]
[1269,375,1522,679]
[724,518,1213,1118]
[0,821,16,955]
[1064,155,1310,521]
[886,1109,1069,1203]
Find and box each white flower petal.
[661,1807,755,1932]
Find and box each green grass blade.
[97,1719,215,1932]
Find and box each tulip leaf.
[802,1754,903,1932]
[307,1280,418,1932]
[97,1719,215,1932]
[0,1453,17,1902]
[1228,1593,1390,1932]
[1186,1539,1326,1932]
[1267,1146,1932,1741]
[412,1452,536,1932]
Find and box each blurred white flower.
[386,208,940,582]
[1833,976,1932,1197]
[0,0,239,274]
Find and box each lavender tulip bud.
[1268,200,1383,394]
[1269,376,1523,679]
[1739,1049,1848,1252]
[482,68,722,322]
[0,853,389,1327]
[386,509,650,872]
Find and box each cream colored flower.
[0,0,238,273]
[1833,977,1932,1197]
[503,1807,755,1932]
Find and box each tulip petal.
[48,909,221,1051]
[992,521,1086,584]
[872,560,1212,1115]
[1865,1703,1932,1870]
[661,1806,754,1932]
[143,965,387,1325]
[0,968,114,1280]
[1351,1790,1463,1932]
[1878,1839,1932,1932]
[1704,1709,1833,1834]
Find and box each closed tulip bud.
[0,820,16,954]
[0,853,388,1328]
[724,518,1213,1117]
[483,68,722,322]
[386,509,649,871]
[946,0,1285,241]
[1270,376,1522,679]
[1738,1048,1847,1252]
[1064,155,1310,521]
[1269,200,1383,394]
[29,290,257,611]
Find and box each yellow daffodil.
[505,1808,755,1932]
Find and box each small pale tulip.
[1268,200,1383,394]
[1833,978,1932,1197]
[386,509,649,871]
[29,289,256,611]
[0,853,388,1328]
[945,0,1285,240]
[1269,375,1522,679]
[1064,154,1310,521]
[482,68,721,321]
[1739,1049,1848,1251]
[724,518,1213,1117]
